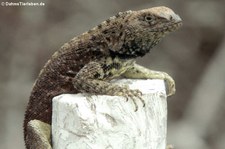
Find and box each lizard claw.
[114,87,145,111]
[126,89,145,111]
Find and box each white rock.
[52,79,167,149]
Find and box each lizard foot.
[162,72,176,96]
[112,86,144,111]
[26,120,52,149]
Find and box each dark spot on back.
[106,37,110,42]
[119,32,123,37]
[102,30,108,34]
[79,64,84,68]
[108,72,112,77]
[91,36,96,41]
[94,73,101,79]
[98,24,102,29]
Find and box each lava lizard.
[24,6,182,149]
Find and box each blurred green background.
[1,0,225,148]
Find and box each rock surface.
[52,79,167,149]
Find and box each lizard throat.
[109,39,158,59]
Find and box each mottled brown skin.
[24,6,182,148]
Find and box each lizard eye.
[144,15,153,22]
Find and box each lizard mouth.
[167,21,182,31]
[150,21,182,32]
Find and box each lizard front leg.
[72,61,145,111]
[123,63,176,96]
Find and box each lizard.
[24,6,182,149]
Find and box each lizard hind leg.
[72,61,145,111]
[26,120,52,149]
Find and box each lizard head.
[108,6,182,58]
[127,6,182,34]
